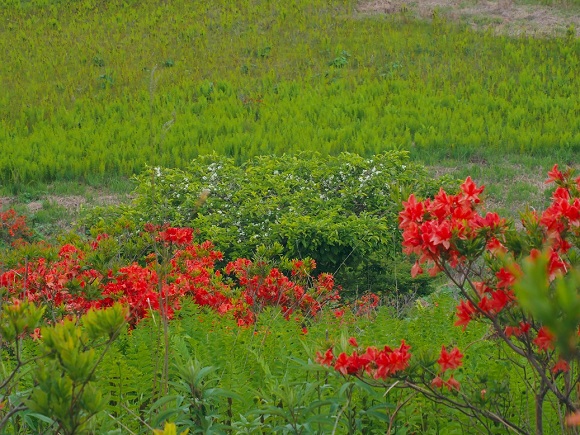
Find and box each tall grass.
[0,0,578,185]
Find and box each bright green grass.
[0,0,579,186]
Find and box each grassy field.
[0,0,578,234]
[1,0,579,186]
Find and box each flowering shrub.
[0,243,101,316]
[0,205,32,246]
[0,226,339,327]
[84,152,455,296]
[351,292,380,318]
[225,258,338,326]
[316,338,412,379]
[317,165,580,433]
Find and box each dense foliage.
[82,151,454,295]
[0,0,579,185]
[0,167,579,434]
[318,166,580,434]
[0,226,340,328]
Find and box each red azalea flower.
[402,222,423,256]
[534,327,555,351]
[157,227,194,245]
[334,353,350,375]
[429,188,457,220]
[460,176,485,203]
[552,359,570,374]
[411,261,423,278]
[399,194,424,228]
[334,352,365,375]
[519,322,531,335]
[548,250,568,280]
[374,341,411,379]
[431,375,444,389]
[495,267,516,289]
[437,346,463,373]
[488,289,514,313]
[316,348,334,366]
[444,375,461,391]
[30,327,41,341]
[454,300,477,330]
[429,221,452,250]
[486,237,507,254]
[546,164,564,183]
[482,212,503,229]
[566,411,580,427]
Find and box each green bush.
[83,151,456,296]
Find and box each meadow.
[0,0,579,433]
[1,0,579,186]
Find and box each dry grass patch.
[357,0,580,36]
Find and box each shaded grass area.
[0,177,134,239]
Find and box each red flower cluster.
[397,166,580,393]
[399,169,580,335]
[93,240,233,324]
[399,177,523,330]
[316,339,411,380]
[225,258,338,325]
[0,227,339,328]
[437,345,463,373]
[552,359,570,374]
[431,374,460,392]
[533,326,555,352]
[504,321,531,338]
[399,177,505,278]
[353,292,380,318]
[0,244,101,315]
[539,166,580,256]
[157,227,194,245]
[431,346,463,392]
[314,165,580,420]
[290,259,317,277]
[90,233,110,250]
[0,206,32,245]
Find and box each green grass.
[426,153,571,218]
[0,176,135,240]
[0,0,578,188]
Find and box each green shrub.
[83,152,456,296]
